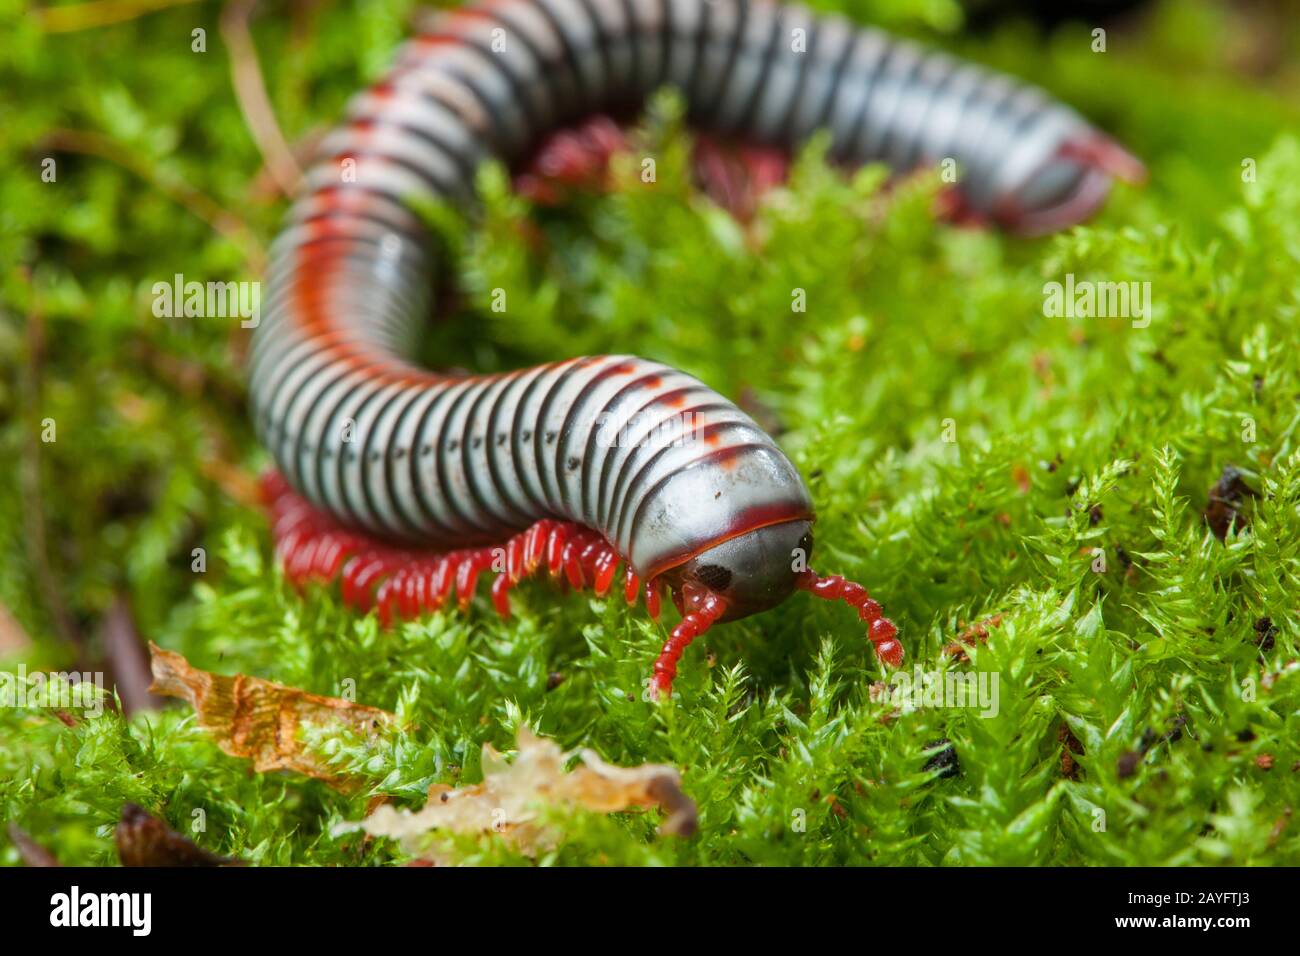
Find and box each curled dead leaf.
[147,642,395,789]
[115,803,240,867]
[338,727,696,863]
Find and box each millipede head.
[996,132,1147,236]
[665,519,814,623]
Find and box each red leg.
[934,182,993,229]
[513,113,791,220]
[261,473,899,698]
[650,581,726,700]
[796,570,903,669]
[513,114,1142,237]
[690,133,790,222]
[513,115,630,205]
[260,471,657,623]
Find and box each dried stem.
[221,0,303,198]
[36,0,202,33]
[15,275,83,652]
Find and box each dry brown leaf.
[147,642,394,788]
[0,602,32,656]
[7,823,60,866]
[115,803,240,867]
[1204,465,1256,541]
[340,727,696,862]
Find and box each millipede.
[252,0,1143,697]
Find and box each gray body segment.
[250,0,1106,577]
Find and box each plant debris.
[923,738,960,779]
[101,596,165,716]
[6,823,60,866]
[115,803,239,866]
[339,727,696,862]
[1117,750,1142,779]
[1059,724,1085,780]
[1203,465,1257,540]
[1254,616,1278,652]
[147,643,395,788]
[943,613,1005,660]
[0,603,32,656]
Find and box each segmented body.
[251,0,1139,693]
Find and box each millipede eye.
[694,563,732,592]
[798,530,814,556]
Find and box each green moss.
[3,0,1300,866]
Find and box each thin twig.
[101,595,167,716]
[221,0,302,198]
[15,274,84,652]
[36,0,202,33]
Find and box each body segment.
[251,0,1140,692]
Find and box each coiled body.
[251,0,1134,622]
